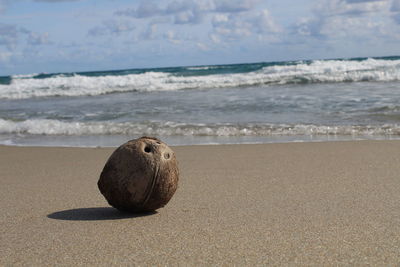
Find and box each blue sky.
[1,0,400,75]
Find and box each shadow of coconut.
[47,207,157,221]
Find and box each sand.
[1,140,400,265]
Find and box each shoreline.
[2,134,400,148]
[1,140,400,265]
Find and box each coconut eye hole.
[164,152,170,160]
[144,146,152,153]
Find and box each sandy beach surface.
[1,140,400,265]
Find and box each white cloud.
[135,1,162,18]
[322,15,388,39]
[141,23,158,40]
[316,0,389,17]
[34,0,82,2]
[174,9,202,24]
[115,0,260,24]
[209,8,281,44]
[212,13,228,24]
[116,0,206,25]
[115,1,162,19]
[211,14,252,40]
[346,0,385,3]
[164,30,181,44]
[167,1,208,24]
[209,33,221,43]
[88,20,135,36]
[166,1,196,14]
[0,22,52,70]
[196,42,209,51]
[0,23,23,50]
[292,0,395,40]
[292,17,325,38]
[0,22,52,55]
[27,32,50,45]
[111,0,282,46]
[254,9,281,34]
[213,0,259,13]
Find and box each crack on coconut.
[141,161,160,208]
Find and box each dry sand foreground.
[1,141,400,265]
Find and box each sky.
[0,0,400,75]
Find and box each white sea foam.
[260,58,400,83]
[11,73,40,79]
[1,58,400,99]
[1,118,399,137]
[186,66,214,70]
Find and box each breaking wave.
[1,57,400,99]
[1,118,399,137]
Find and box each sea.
[1,56,400,147]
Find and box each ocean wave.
[11,73,40,79]
[185,66,216,70]
[260,58,400,83]
[368,105,400,113]
[1,58,400,99]
[1,119,399,136]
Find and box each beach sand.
[1,140,400,265]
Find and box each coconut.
[98,137,179,212]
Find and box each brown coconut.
[98,137,179,212]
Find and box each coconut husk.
[98,137,179,212]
